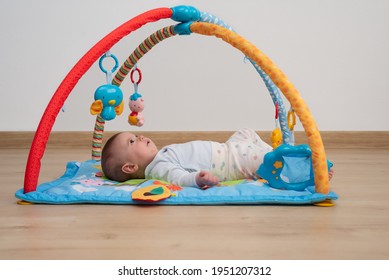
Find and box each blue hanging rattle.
[90,52,124,121]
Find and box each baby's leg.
[226,128,272,180]
[227,128,272,151]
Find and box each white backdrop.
[1,0,388,131]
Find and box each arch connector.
[171,6,200,22]
[173,22,193,35]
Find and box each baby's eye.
[129,135,139,144]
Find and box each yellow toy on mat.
[132,184,171,202]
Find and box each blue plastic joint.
[173,22,193,35]
[171,5,200,22]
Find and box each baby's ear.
[122,163,138,174]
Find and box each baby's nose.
[138,135,145,141]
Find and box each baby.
[101,128,333,188]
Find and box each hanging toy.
[287,107,296,131]
[91,84,124,121]
[128,93,144,126]
[271,102,283,149]
[128,65,144,126]
[90,52,124,121]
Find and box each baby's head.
[101,132,158,182]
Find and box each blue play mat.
[15,160,338,205]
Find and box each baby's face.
[114,132,158,167]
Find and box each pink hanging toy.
[128,66,144,126]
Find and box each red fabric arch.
[24,8,172,193]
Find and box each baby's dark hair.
[101,133,131,182]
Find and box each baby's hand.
[196,171,220,189]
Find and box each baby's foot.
[328,167,334,180]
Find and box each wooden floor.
[1,146,389,260]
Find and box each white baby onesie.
[145,128,272,187]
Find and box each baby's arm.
[148,159,215,188]
[148,161,219,188]
[196,171,220,189]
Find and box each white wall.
[1,0,388,132]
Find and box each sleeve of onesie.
[145,151,199,187]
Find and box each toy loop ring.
[288,109,297,130]
[99,53,119,74]
[130,68,142,85]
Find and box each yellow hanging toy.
[271,102,283,149]
[287,108,296,131]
